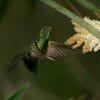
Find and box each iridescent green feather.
[37,26,51,50]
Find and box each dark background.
[0,0,100,99]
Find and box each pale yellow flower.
[65,17,100,54]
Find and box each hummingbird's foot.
[46,56,55,61]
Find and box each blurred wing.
[0,55,22,74]
[46,41,77,59]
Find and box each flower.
[65,17,100,54]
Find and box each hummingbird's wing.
[0,55,22,74]
[46,41,77,59]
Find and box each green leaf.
[40,0,100,39]
[0,0,12,24]
[7,83,30,100]
[75,0,100,14]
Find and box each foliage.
[7,83,30,100]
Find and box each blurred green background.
[0,0,100,100]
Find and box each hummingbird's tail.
[0,54,23,75]
[22,54,38,75]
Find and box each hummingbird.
[0,26,76,75]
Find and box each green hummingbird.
[0,26,75,75]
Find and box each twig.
[75,0,100,14]
[66,0,83,18]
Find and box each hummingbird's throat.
[37,39,49,52]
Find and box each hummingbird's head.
[39,26,52,40]
[41,26,52,32]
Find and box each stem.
[66,0,83,18]
[75,0,100,14]
[40,0,100,39]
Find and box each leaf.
[7,83,30,100]
[40,0,100,39]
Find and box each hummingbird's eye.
[40,26,51,38]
